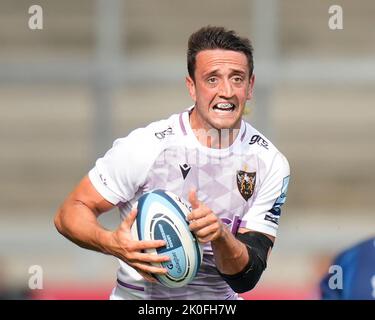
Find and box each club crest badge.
[237,170,256,201]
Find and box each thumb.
[188,189,200,210]
[123,205,138,229]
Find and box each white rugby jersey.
[88,107,290,300]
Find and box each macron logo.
[179,164,191,180]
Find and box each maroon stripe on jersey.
[117,278,145,291]
[240,123,247,142]
[179,113,187,135]
[117,201,126,209]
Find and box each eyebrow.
[203,68,247,78]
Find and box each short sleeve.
[241,152,290,237]
[88,128,161,205]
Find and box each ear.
[247,74,255,100]
[186,76,197,102]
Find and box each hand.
[110,207,170,282]
[188,189,224,243]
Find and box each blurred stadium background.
[0,0,374,299]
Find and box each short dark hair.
[187,26,254,81]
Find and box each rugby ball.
[130,189,203,288]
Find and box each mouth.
[212,102,236,112]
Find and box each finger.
[131,262,168,275]
[196,229,222,243]
[189,215,214,231]
[197,235,215,244]
[134,239,167,251]
[131,251,170,264]
[188,189,200,210]
[188,206,213,221]
[194,222,220,238]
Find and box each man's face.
[186,49,255,131]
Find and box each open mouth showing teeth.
[213,103,235,112]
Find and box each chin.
[211,119,240,130]
[208,109,243,130]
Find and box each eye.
[207,77,218,84]
[232,76,244,83]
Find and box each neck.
[189,110,240,149]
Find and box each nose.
[218,79,233,98]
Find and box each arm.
[54,175,115,253]
[213,227,274,292]
[211,227,274,275]
[54,175,169,281]
[187,190,274,291]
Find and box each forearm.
[54,200,113,255]
[211,227,249,274]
